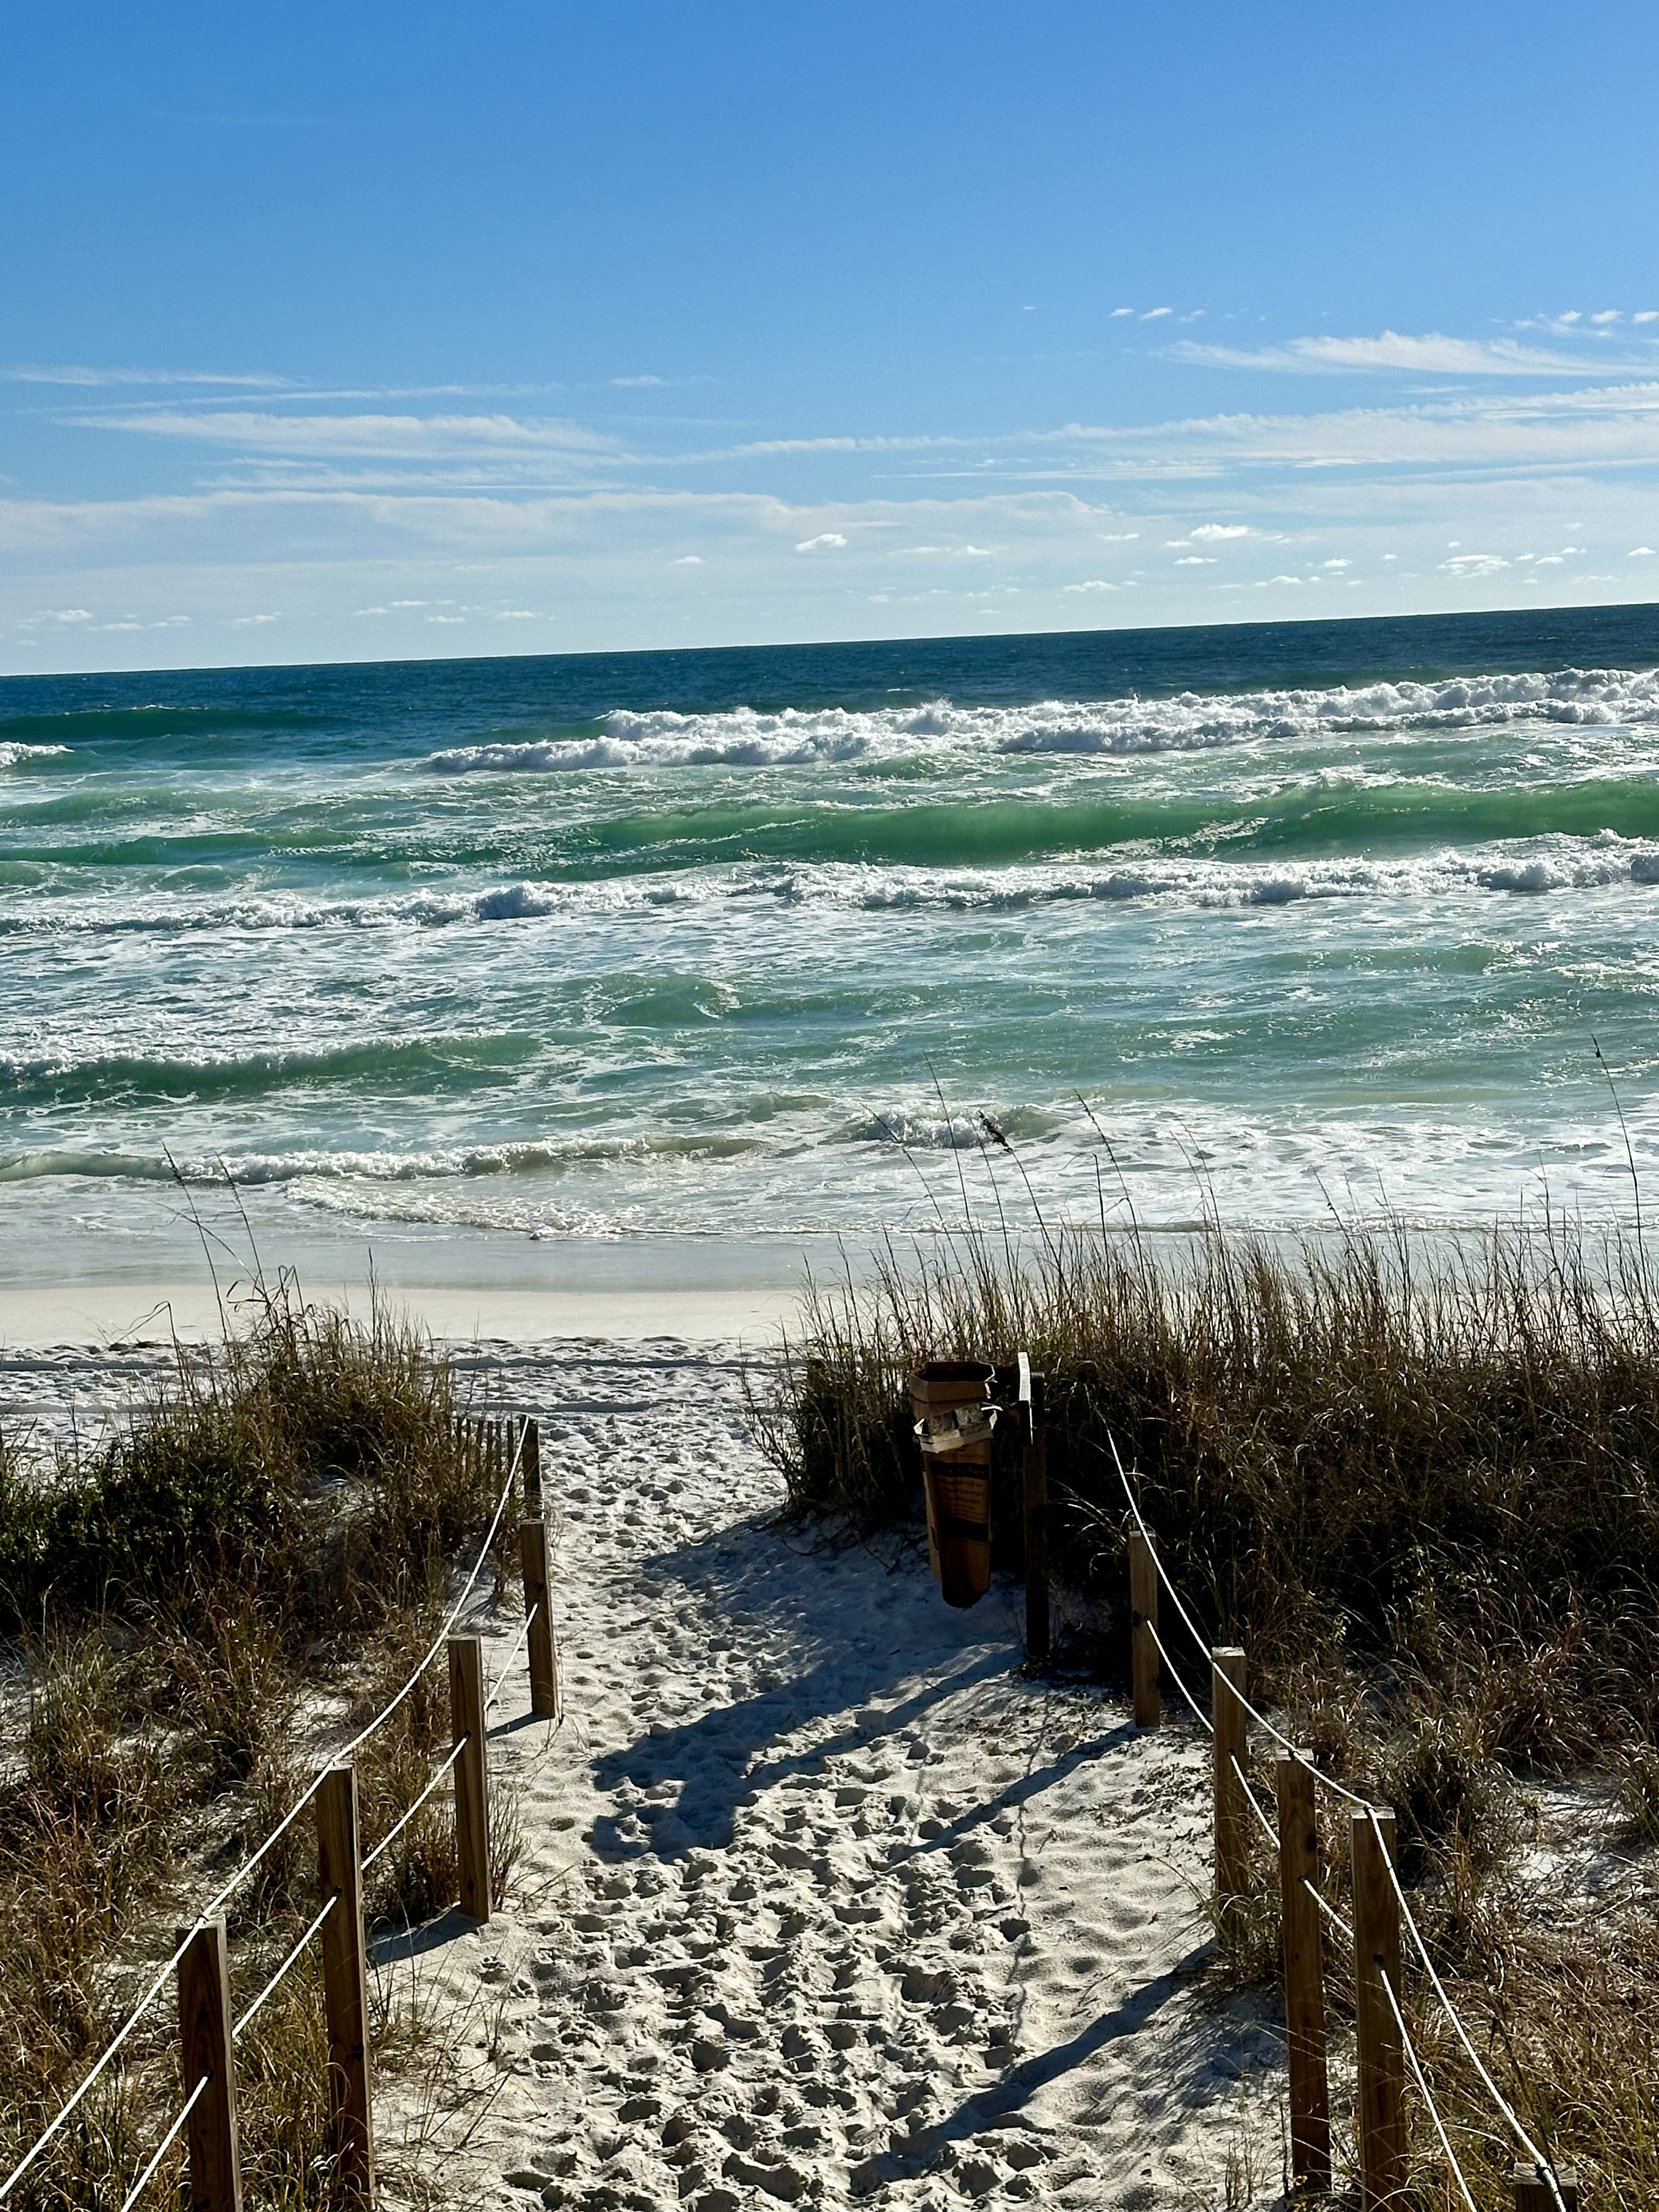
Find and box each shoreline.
[0,1279,803,1353]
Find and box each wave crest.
[0,743,71,769]
[422,667,1659,774]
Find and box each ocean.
[3,602,1658,1299]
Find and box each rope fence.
[2,1408,561,2212]
[233,1894,339,2041]
[1109,1427,1580,2212]
[112,2075,210,2212]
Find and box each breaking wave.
[0,743,71,769]
[1,830,1656,936]
[424,667,1659,773]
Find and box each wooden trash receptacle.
[910,1362,997,1609]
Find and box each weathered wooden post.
[176,1918,242,2212]
[1352,1808,1406,2211]
[448,1635,490,1921]
[315,1764,375,2207]
[1127,1529,1160,1728]
[518,1517,561,1720]
[1276,1751,1330,2194]
[1019,1359,1049,1663]
[1211,1646,1249,1936]
[1513,2166,1578,2211]
[522,1415,542,1517]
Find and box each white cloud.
[38,607,92,622]
[1322,558,1351,569]
[1098,530,1139,540]
[1630,546,1656,556]
[1637,313,1659,326]
[494,609,541,619]
[1063,578,1117,592]
[612,375,666,387]
[1443,553,1508,575]
[1591,311,1622,326]
[1173,555,1216,565]
[1109,307,1134,318]
[672,554,703,565]
[1142,307,1173,321]
[794,532,848,551]
[1172,330,1651,376]
[227,611,277,626]
[82,409,619,459]
[5,363,294,388]
[1188,523,1254,540]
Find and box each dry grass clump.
[0,1278,515,2211]
[758,1218,1659,1730]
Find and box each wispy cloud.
[1171,330,1654,377]
[80,409,622,459]
[6,364,296,389]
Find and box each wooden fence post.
[1352,1807,1406,2211]
[1513,2166,1578,2211]
[1276,1752,1330,2194]
[315,1764,375,2208]
[176,1917,242,2212]
[518,1517,561,1720]
[522,1415,542,1518]
[1021,1370,1049,1664]
[448,1634,490,1921]
[1211,1646,1249,1937]
[1128,1530,1160,1728]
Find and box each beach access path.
[1,1334,1289,2210]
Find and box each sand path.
[414,1342,1285,2210]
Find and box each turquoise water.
[3,604,1659,1279]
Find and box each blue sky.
[3,1,1657,672]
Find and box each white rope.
[1229,1751,1280,1852]
[1142,1616,1212,1731]
[362,1735,471,1871]
[113,2073,211,2212]
[1380,1967,1481,2212]
[1110,1434,1375,1809]
[0,1415,524,2202]
[233,1892,338,2040]
[1302,1877,1354,1943]
[1115,1437,1567,2212]
[1367,1807,1567,2212]
[484,1606,538,1715]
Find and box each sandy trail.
[408,1342,1285,2211]
[1,1335,1288,2210]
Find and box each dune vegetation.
[754,1205,1659,2205]
[0,1280,518,2212]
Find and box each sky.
[3,0,1657,674]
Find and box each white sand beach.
[1,1329,1292,2211]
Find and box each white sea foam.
[422,667,1659,774]
[0,743,71,769]
[2,829,1657,938]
